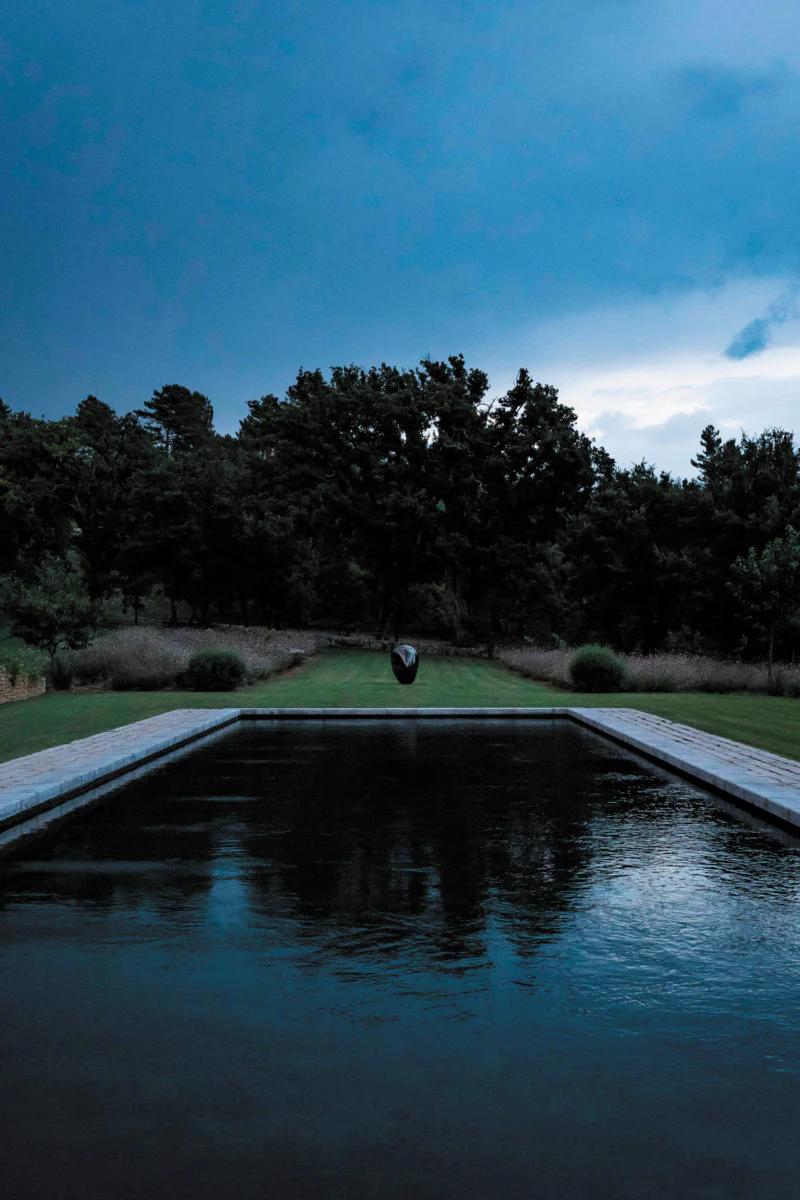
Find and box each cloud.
[5,0,800,427]
[582,361,800,475]
[724,285,800,359]
[478,278,800,476]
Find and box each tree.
[68,395,158,599]
[240,364,438,632]
[0,557,100,664]
[120,455,196,624]
[4,363,800,656]
[731,528,800,688]
[0,401,76,579]
[135,384,214,456]
[567,463,699,651]
[471,367,596,642]
[688,425,800,651]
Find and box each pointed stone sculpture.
[391,643,419,685]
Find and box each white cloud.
[480,277,800,475]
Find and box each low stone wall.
[0,668,46,705]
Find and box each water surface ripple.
[1,719,799,1199]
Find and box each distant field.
[2,648,800,763]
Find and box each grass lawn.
[2,647,800,763]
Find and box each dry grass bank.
[498,645,800,697]
[58,626,327,691]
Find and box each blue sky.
[2,0,799,473]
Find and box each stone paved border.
[0,708,239,830]
[572,708,800,829]
[1,705,799,837]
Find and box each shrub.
[110,661,179,691]
[500,642,800,697]
[186,648,247,691]
[778,669,800,698]
[499,645,570,685]
[0,645,43,687]
[622,655,680,692]
[48,653,76,691]
[76,629,183,688]
[0,557,99,662]
[569,644,628,692]
[64,626,326,690]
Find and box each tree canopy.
[2,356,800,659]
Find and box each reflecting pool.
[2,720,800,1199]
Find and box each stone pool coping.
[1,705,800,834]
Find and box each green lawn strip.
[1,648,799,763]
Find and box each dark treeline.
[2,355,800,658]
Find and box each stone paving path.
[575,707,800,827]
[0,705,799,836]
[0,708,238,828]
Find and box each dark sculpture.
[391,643,419,685]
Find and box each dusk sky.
[2,0,799,474]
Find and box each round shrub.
[186,648,247,691]
[568,644,628,692]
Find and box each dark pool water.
[2,720,800,1199]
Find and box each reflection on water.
[2,720,800,1199]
